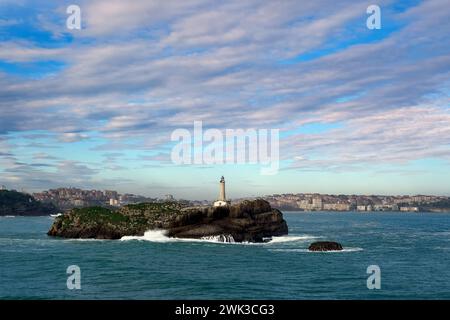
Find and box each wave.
[121,230,238,244]
[120,230,322,245]
[268,247,363,253]
[50,213,63,218]
[267,235,321,243]
[434,246,450,251]
[120,230,172,243]
[201,234,235,243]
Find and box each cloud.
[284,105,450,171]
[58,132,89,143]
[0,42,68,62]
[0,0,449,194]
[0,158,100,191]
[32,152,60,160]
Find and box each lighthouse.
[213,176,230,207]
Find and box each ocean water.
[0,212,449,299]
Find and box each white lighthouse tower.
[213,176,230,207]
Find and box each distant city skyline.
[12,185,450,202]
[23,186,450,213]
[1,0,449,199]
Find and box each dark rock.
[47,199,288,243]
[308,241,343,251]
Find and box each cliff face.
[0,190,58,216]
[47,199,288,242]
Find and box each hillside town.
[1,185,449,213]
[263,193,450,212]
[32,188,166,210]
[31,187,207,211]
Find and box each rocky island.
[47,199,288,243]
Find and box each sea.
[0,212,449,299]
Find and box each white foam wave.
[119,231,325,245]
[120,230,172,242]
[269,247,363,253]
[121,230,244,244]
[50,213,63,218]
[201,234,235,243]
[267,235,321,243]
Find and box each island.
[0,190,58,216]
[47,199,288,243]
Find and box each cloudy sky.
[0,0,449,199]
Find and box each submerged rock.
[308,241,343,251]
[47,199,288,243]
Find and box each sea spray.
[120,230,319,245]
[201,234,235,243]
[120,230,171,242]
[268,235,321,243]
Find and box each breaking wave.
[120,230,322,245]
[267,235,322,243]
[201,234,236,243]
[120,230,236,244]
[120,230,171,242]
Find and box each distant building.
[400,206,419,212]
[323,203,351,211]
[105,190,118,200]
[312,197,323,210]
[357,205,367,211]
[297,200,309,210]
[0,185,6,191]
[296,196,323,211]
[165,194,174,201]
[109,198,120,206]
[72,199,86,207]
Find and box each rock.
[47,199,288,243]
[308,241,343,251]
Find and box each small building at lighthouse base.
[213,200,230,207]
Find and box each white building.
[400,206,419,212]
[312,197,323,210]
[213,176,231,207]
[109,198,120,206]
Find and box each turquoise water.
[0,212,449,299]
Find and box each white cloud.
[0,0,449,192]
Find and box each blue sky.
[0,0,449,199]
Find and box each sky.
[0,0,449,200]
